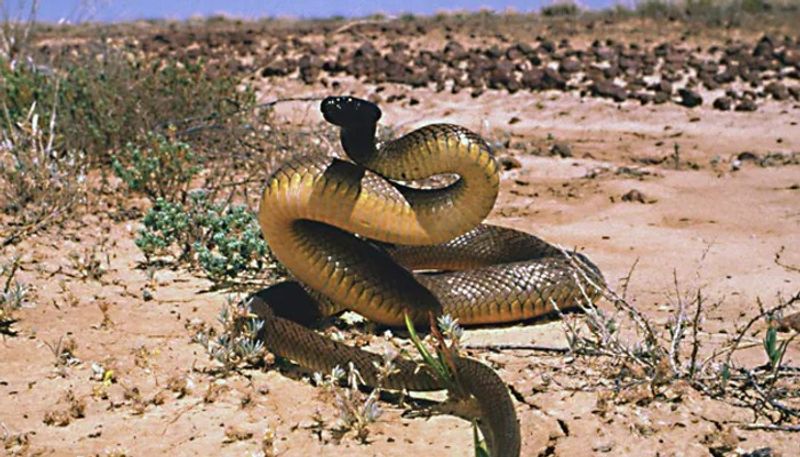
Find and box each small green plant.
[193,204,270,282]
[313,364,383,444]
[112,131,200,202]
[135,198,193,261]
[193,295,267,373]
[1,256,28,335]
[405,313,489,455]
[136,191,283,284]
[763,326,790,371]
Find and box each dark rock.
[632,92,653,105]
[651,79,672,94]
[549,142,572,158]
[621,189,652,204]
[443,41,468,61]
[653,91,671,104]
[497,156,522,170]
[713,68,737,84]
[521,68,544,90]
[779,49,800,67]
[765,82,790,100]
[485,46,503,59]
[538,39,556,54]
[712,96,733,111]
[261,58,292,77]
[513,42,537,57]
[594,46,617,61]
[735,98,758,112]
[592,80,627,102]
[602,64,620,79]
[542,67,567,90]
[298,55,321,84]
[662,71,682,83]
[701,76,719,91]
[488,60,516,90]
[753,35,775,58]
[737,151,760,162]
[789,86,800,101]
[559,57,582,74]
[678,88,703,108]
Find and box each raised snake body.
[252,96,604,456]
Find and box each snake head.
[321,96,382,128]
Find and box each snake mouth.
[321,96,382,128]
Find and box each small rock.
[712,96,733,111]
[677,88,703,108]
[592,80,627,102]
[653,91,670,104]
[735,98,758,112]
[765,82,790,100]
[736,151,760,162]
[549,142,572,158]
[621,189,653,204]
[497,156,522,170]
[521,68,544,90]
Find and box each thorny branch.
[549,245,800,427]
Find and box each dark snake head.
[321,96,382,129]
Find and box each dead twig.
[739,423,800,432]
[463,343,570,353]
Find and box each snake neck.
[339,126,378,165]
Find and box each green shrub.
[0,59,57,123]
[541,1,581,16]
[136,191,283,284]
[2,49,255,165]
[135,198,193,260]
[112,131,200,202]
[193,204,270,282]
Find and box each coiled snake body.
[252,96,603,456]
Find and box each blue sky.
[25,0,620,23]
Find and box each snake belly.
[255,96,604,456]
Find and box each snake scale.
[250,96,604,456]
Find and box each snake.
[251,96,604,456]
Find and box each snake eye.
[321,96,382,127]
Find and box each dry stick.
[463,343,570,353]
[2,256,19,293]
[688,288,704,379]
[669,269,688,375]
[560,246,661,359]
[774,246,800,273]
[740,423,800,432]
[620,257,639,301]
[742,368,800,420]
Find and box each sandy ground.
[2,34,800,457]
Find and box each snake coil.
[252,96,604,456]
